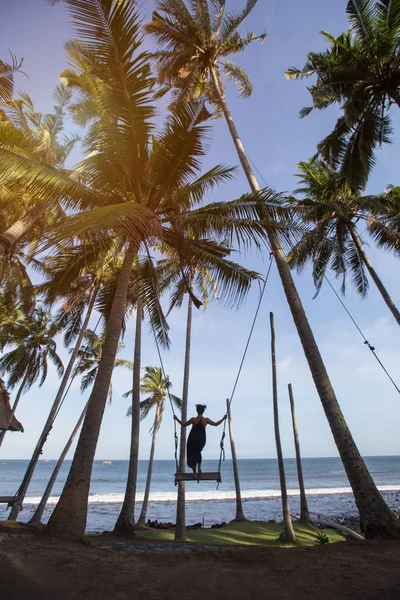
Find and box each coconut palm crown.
[286,0,400,187]
[288,159,399,298]
[145,0,266,111]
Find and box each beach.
[2,523,400,600]
[1,457,399,530]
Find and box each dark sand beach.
[1,523,400,600]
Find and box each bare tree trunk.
[270,313,296,543]
[137,405,160,527]
[46,244,137,538]
[29,402,88,524]
[209,66,400,540]
[0,369,30,447]
[226,398,245,521]
[288,383,310,521]
[349,226,400,327]
[0,203,47,258]
[114,293,142,533]
[8,285,99,520]
[175,289,193,542]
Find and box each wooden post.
[288,383,310,521]
[226,398,246,521]
[270,312,296,543]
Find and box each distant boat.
[44,459,49,463]
[103,461,112,465]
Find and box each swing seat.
[174,472,221,484]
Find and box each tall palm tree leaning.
[45,0,261,539]
[125,366,181,528]
[288,159,400,327]
[146,0,400,538]
[285,0,400,187]
[8,279,100,521]
[30,324,132,525]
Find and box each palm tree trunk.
[0,203,46,258]
[288,383,310,521]
[114,292,142,533]
[226,398,245,521]
[8,284,99,521]
[349,226,400,327]
[270,313,296,543]
[46,244,137,538]
[137,406,160,527]
[175,288,193,542]
[209,66,400,540]
[0,368,30,447]
[29,402,88,525]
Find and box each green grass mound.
[137,519,346,547]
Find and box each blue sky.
[1,0,399,463]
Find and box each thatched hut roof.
[0,380,24,432]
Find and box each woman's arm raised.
[174,415,195,427]
[205,415,227,427]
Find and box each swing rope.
[325,276,400,395]
[217,254,275,475]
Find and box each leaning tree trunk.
[349,226,400,327]
[226,398,245,521]
[46,244,137,538]
[0,203,47,259]
[288,383,310,521]
[8,284,99,520]
[29,401,88,525]
[0,368,30,448]
[210,66,400,540]
[175,288,193,542]
[270,313,296,543]
[136,404,161,528]
[114,293,142,533]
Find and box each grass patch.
[137,519,346,547]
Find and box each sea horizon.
[2,456,399,531]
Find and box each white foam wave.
[24,484,400,506]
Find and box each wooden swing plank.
[0,496,14,504]
[175,472,221,483]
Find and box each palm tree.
[29,401,88,524]
[157,243,258,540]
[74,329,133,400]
[44,0,260,539]
[0,52,24,102]
[28,327,133,525]
[270,313,296,543]
[288,383,310,522]
[126,366,181,528]
[9,242,133,522]
[0,307,64,449]
[0,84,79,257]
[145,0,400,538]
[288,159,400,327]
[285,0,400,186]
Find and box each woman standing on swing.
[174,404,227,479]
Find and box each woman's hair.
[196,404,207,415]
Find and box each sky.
[1,0,399,463]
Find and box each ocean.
[1,457,400,531]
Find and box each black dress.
[186,420,206,469]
